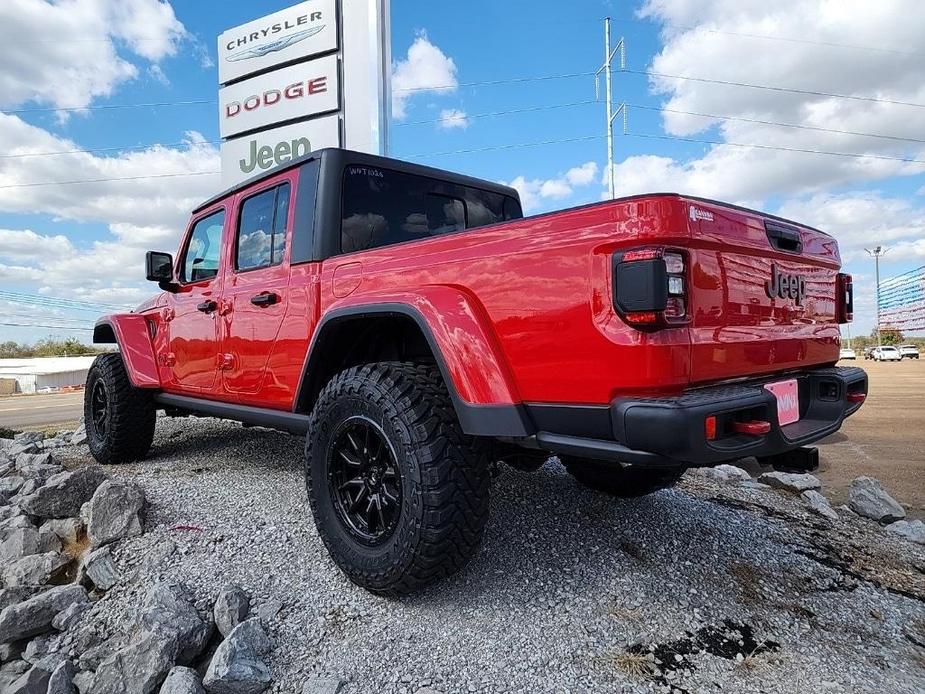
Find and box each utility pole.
[596,18,625,200]
[865,246,889,346]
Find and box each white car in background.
[899,345,920,360]
[839,348,857,360]
[870,346,902,362]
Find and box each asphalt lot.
[818,358,925,519]
[0,390,83,430]
[1,358,921,517]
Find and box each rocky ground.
[1,415,924,694]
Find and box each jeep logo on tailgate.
[765,264,806,305]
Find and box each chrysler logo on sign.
[226,26,326,63]
[217,0,338,85]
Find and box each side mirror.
[145,251,177,291]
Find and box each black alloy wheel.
[89,379,109,439]
[83,353,156,465]
[329,416,403,545]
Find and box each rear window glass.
[341,166,522,254]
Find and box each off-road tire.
[305,362,490,596]
[560,456,685,498]
[84,353,156,465]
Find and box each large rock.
[757,471,821,493]
[13,433,44,447]
[80,547,120,591]
[2,551,69,587]
[160,666,206,694]
[23,632,61,663]
[0,587,43,613]
[0,528,43,562]
[0,476,24,503]
[51,601,90,631]
[0,661,30,690]
[885,519,925,545]
[801,489,839,521]
[40,518,84,546]
[87,480,145,547]
[6,654,66,694]
[69,425,87,447]
[20,467,107,519]
[77,636,126,672]
[16,463,63,486]
[203,618,272,694]
[0,585,88,643]
[14,451,54,470]
[139,583,212,665]
[47,658,78,694]
[214,586,250,639]
[848,476,905,523]
[89,631,177,694]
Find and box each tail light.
[614,247,688,330]
[836,273,854,324]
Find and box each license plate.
[765,379,800,426]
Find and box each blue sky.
[1,0,924,345]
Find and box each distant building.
[0,356,97,394]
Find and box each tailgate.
[683,198,841,384]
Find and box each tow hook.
[757,446,820,474]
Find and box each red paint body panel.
[114,191,843,414]
[96,315,160,389]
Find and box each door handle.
[250,292,279,307]
[196,300,217,313]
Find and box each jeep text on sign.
[219,54,340,139]
[220,117,341,183]
[217,0,338,85]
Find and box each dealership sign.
[219,56,340,139]
[220,117,340,179]
[218,0,337,85]
[218,0,391,187]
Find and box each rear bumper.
[534,366,867,467]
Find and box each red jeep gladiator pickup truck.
[87,148,867,595]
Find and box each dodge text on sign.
[219,54,340,139]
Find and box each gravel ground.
[56,414,925,694]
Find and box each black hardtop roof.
[193,147,521,214]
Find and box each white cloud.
[776,192,925,262]
[615,1,925,201]
[0,0,187,112]
[392,33,458,120]
[503,162,599,213]
[437,108,469,130]
[0,113,220,301]
[0,229,74,261]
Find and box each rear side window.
[236,183,291,271]
[181,210,225,283]
[341,166,522,254]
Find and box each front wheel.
[84,353,156,464]
[560,456,685,498]
[305,362,490,596]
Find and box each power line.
[406,135,603,159]
[0,322,93,331]
[395,100,599,128]
[2,99,215,116]
[393,71,598,93]
[629,104,925,146]
[625,132,925,165]
[626,69,925,109]
[0,170,220,191]
[0,139,222,160]
[0,291,128,312]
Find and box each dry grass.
[728,563,763,604]
[602,649,658,680]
